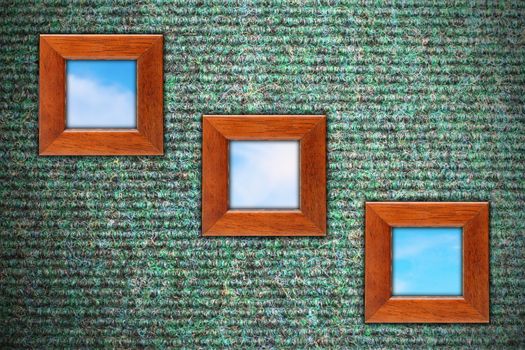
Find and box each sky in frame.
[229,141,299,209]
[392,227,462,296]
[66,60,136,128]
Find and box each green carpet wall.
[1,1,524,348]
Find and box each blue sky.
[392,227,462,296]
[229,141,299,209]
[66,60,136,128]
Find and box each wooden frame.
[202,115,326,236]
[39,34,163,155]
[365,202,489,323]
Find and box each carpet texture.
[1,1,524,348]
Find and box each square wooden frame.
[202,115,326,236]
[39,34,163,155]
[365,202,489,323]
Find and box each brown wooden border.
[365,202,489,323]
[202,115,326,236]
[39,34,163,155]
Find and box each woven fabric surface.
[1,1,524,348]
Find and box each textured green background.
[1,1,524,348]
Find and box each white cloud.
[392,229,463,295]
[394,232,461,259]
[67,74,136,128]
[393,278,410,294]
[229,141,299,208]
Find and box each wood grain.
[203,115,324,139]
[300,120,327,233]
[367,298,487,323]
[40,130,159,156]
[202,115,326,236]
[205,211,323,236]
[39,37,65,153]
[364,204,392,320]
[202,118,229,233]
[365,202,489,323]
[137,36,164,153]
[40,34,158,59]
[463,204,490,320]
[39,35,163,156]
[368,202,484,226]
